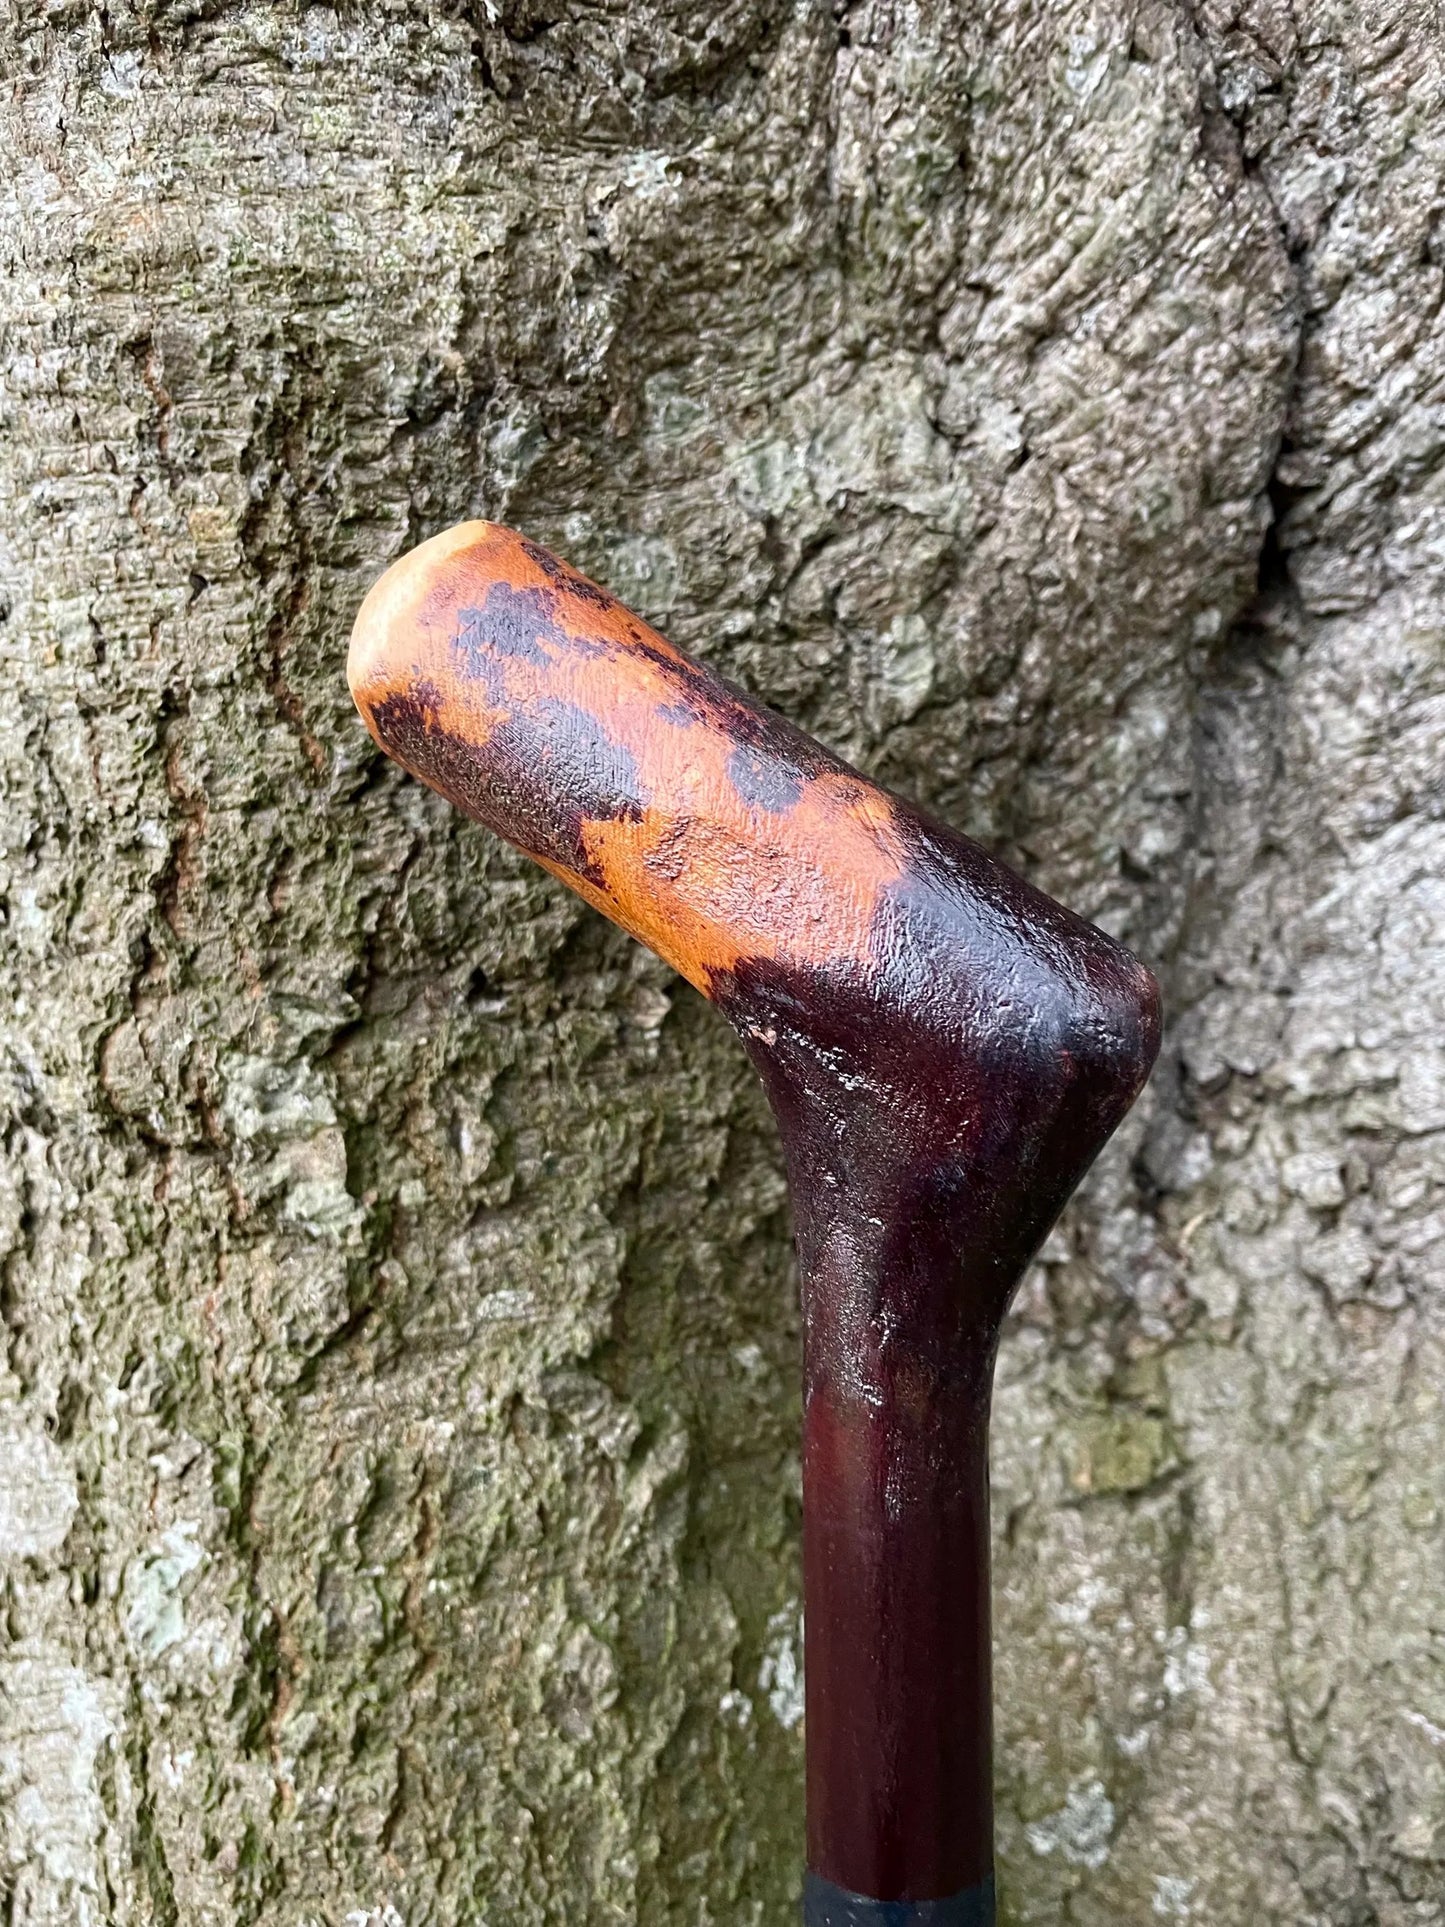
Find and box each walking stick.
[347,524,1161,1925]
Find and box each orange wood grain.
[349,521,910,998]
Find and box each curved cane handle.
[349,522,1161,1919]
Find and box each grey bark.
[1,1,1441,1921]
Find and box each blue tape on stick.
[802,1872,996,1927]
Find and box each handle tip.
[347,519,496,720]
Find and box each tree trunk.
[2,2,1440,1921]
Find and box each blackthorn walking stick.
[348,523,1161,1925]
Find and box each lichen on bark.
[1,1,1441,1922]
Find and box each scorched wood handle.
[347,522,1162,1925]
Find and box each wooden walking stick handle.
[349,523,1161,1923]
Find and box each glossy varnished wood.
[349,522,1162,1907]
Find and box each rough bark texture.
[1,2,1441,1922]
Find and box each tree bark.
[1,2,1440,1922]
